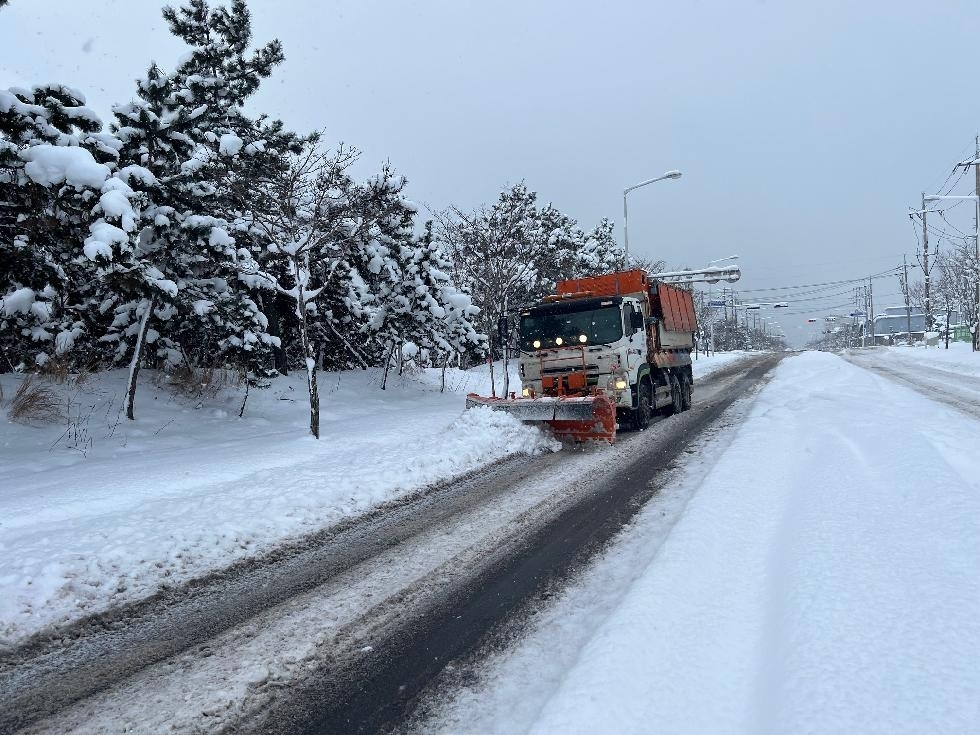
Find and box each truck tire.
[680,374,692,411]
[634,379,652,430]
[664,375,682,416]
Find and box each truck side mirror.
[630,311,644,330]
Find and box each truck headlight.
[614,379,628,390]
[522,387,531,397]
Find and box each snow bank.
[0,368,558,645]
[429,351,980,735]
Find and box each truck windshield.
[520,305,623,350]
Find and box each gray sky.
[4,0,980,344]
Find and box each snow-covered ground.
[0,350,753,648]
[423,350,980,735]
[0,364,552,647]
[860,341,980,378]
[691,348,752,379]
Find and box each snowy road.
[1,355,777,733]
[414,350,980,735]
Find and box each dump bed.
[651,282,696,332]
[649,282,696,351]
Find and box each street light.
[924,194,980,350]
[623,170,682,263]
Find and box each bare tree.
[239,137,360,438]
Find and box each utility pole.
[854,286,864,347]
[868,275,875,346]
[902,254,913,344]
[920,191,931,331]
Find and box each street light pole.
[623,170,682,264]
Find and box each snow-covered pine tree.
[573,217,628,276]
[0,83,127,372]
[106,0,289,416]
[155,0,290,380]
[535,202,582,296]
[399,220,484,369]
[338,165,421,385]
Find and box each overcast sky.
[4,0,980,343]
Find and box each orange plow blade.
[465,392,617,443]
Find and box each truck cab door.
[624,302,647,367]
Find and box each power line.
[735,266,904,294]
[939,211,972,239]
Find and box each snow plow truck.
[466,269,697,443]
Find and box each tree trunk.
[945,305,952,349]
[125,296,155,421]
[294,274,319,439]
[266,294,288,375]
[380,342,395,390]
[239,377,250,418]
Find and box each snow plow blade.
[465,393,617,443]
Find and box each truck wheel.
[680,375,692,411]
[665,376,682,416]
[634,380,652,430]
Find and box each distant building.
[873,309,925,344]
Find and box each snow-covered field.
[0,351,752,648]
[424,350,980,735]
